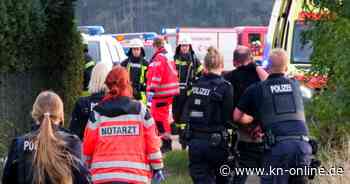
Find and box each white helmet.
[128,38,144,48]
[178,34,192,45]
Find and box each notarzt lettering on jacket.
[270,84,292,93]
[100,125,140,136]
[192,87,211,96]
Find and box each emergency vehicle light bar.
[78,26,105,35]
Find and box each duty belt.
[275,135,310,143]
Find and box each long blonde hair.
[88,62,110,94]
[31,91,74,184]
[204,46,224,72]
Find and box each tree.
[307,1,350,148]
[40,0,84,120]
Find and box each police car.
[80,26,127,70]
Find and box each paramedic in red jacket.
[146,37,180,153]
[83,66,164,184]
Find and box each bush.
[307,1,350,149]
[0,0,84,128]
[40,0,84,120]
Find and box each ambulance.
[262,0,327,89]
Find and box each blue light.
[161,28,166,35]
[143,33,156,40]
[262,59,269,69]
[78,26,105,35]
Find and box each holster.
[189,129,229,148]
[263,129,276,150]
[308,138,321,180]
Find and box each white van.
[82,33,127,70]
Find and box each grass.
[163,150,192,184]
[312,142,350,184]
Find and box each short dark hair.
[153,37,165,48]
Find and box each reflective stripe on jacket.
[146,47,179,98]
[83,98,163,184]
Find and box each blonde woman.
[69,62,110,140]
[2,91,91,184]
[184,47,234,184]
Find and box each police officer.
[2,91,90,184]
[173,34,203,149]
[234,49,312,184]
[69,62,110,140]
[121,38,149,104]
[185,47,233,184]
[223,46,268,184]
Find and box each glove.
[152,169,166,184]
[147,92,154,107]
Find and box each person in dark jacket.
[184,47,233,184]
[173,34,203,149]
[234,49,312,184]
[83,43,96,93]
[2,91,91,184]
[69,62,110,140]
[121,38,149,104]
[224,46,268,184]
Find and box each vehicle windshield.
[88,41,101,62]
[292,21,313,64]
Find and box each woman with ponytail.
[2,91,91,184]
[184,47,234,184]
[83,66,164,184]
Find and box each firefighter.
[69,62,110,140]
[234,49,312,184]
[146,36,180,153]
[83,38,96,95]
[121,38,149,104]
[184,47,234,184]
[223,45,268,184]
[83,67,164,184]
[173,34,203,149]
[2,91,90,184]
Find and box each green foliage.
[307,1,350,148]
[0,120,19,174]
[0,0,83,127]
[40,0,84,118]
[0,0,46,73]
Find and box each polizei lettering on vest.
[270,84,292,94]
[100,125,140,136]
[23,140,37,151]
[192,87,211,96]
